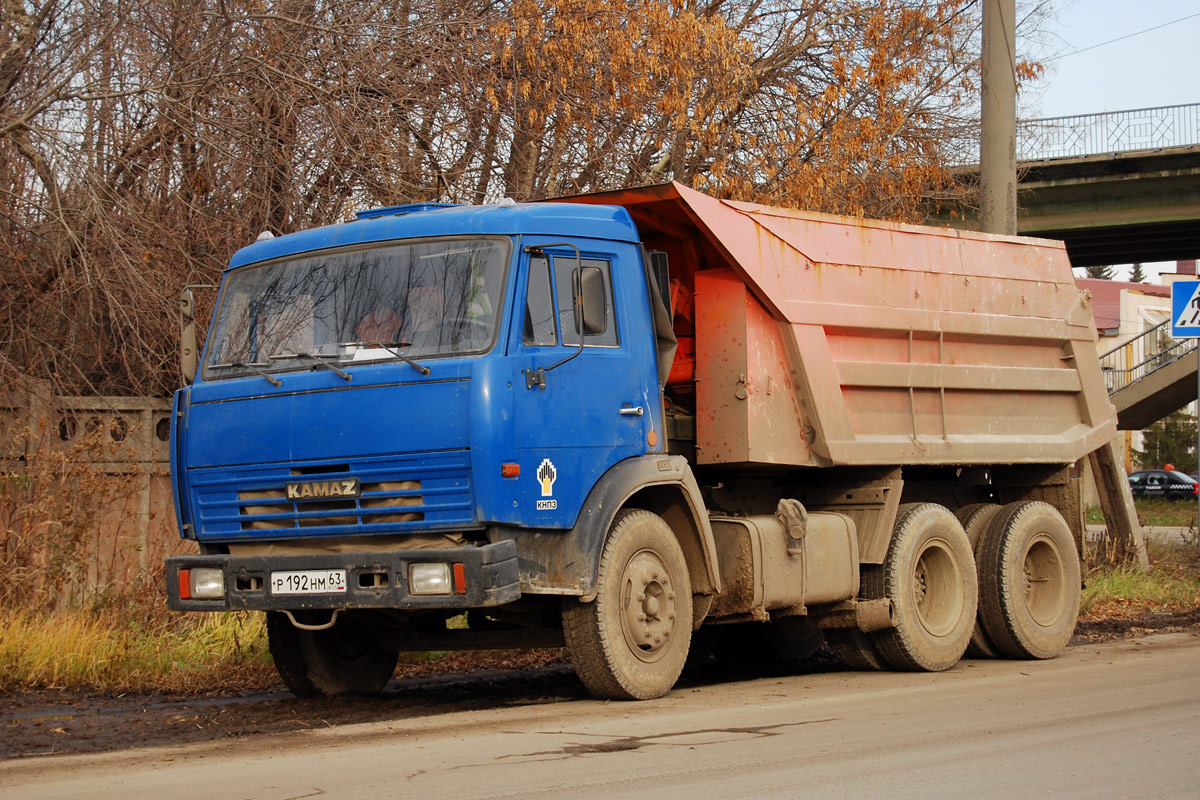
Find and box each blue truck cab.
[166,199,714,699]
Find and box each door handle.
[619,406,644,417]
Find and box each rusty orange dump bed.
[566,182,1116,468]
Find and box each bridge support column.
[980,0,1017,235]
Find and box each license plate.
[270,569,347,595]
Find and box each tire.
[825,627,887,671]
[976,501,1080,660]
[954,503,1003,659]
[266,612,318,697]
[266,611,399,697]
[562,509,693,700]
[764,617,825,666]
[865,503,977,672]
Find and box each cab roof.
[227,201,640,270]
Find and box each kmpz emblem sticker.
[536,458,558,510]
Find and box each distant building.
[1077,271,1192,482]
[1076,278,1170,344]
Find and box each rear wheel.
[977,501,1080,660]
[266,612,399,697]
[562,509,693,700]
[954,503,1003,658]
[865,503,976,672]
[764,617,825,666]
[825,627,887,671]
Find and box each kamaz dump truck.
[166,182,1140,700]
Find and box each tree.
[1129,263,1146,282]
[1085,264,1114,279]
[0,0,1045,398]
[1133,410,1197,474]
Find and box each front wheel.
[266,611,399,697]
[563,509,693,700]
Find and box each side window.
[523,255,557,345]
[1148,473,1164,486]
[554,256,618,347]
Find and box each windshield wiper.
[209,361,282,387]
[358,341,431,376]
[270,351,352,381]
[310,360,352,381]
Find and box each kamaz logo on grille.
[285,478,361,501]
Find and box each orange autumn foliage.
[0,0,1034,397]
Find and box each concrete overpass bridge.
[934,103,1200,267]
[932,104,1200,435]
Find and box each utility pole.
[980,0,1017,235]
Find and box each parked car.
[1127,469,1199,500]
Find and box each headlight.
[181,567,225,600]
[409,563,452,595]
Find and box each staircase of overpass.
[1102,320,1198,430]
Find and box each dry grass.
[0,418,283,693]
[0,608,276,693]
[1081,541,1200,618]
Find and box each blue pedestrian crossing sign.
[1172,281,1200,338]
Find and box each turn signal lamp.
[501,463,520,478]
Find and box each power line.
[1046,10,1200,62]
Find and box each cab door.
[510,244,658,528]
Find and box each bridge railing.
[1019,103,1200,161]
[1099,318,1197,395]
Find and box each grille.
[238,480,424,530]
[191,453,473,538]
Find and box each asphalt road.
[2,633,1198,800]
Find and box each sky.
[1021,1,1199,283]
[1031,0,1200,119]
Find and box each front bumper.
[166,540,520,612]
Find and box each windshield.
[204,237,508,379]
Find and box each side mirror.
[180,288,199,384]
[577,266,607,337]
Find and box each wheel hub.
[620,550,678,662]
[912,539,963,638]
[1023,536,1065,626]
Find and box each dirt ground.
[3,607,1197,761]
